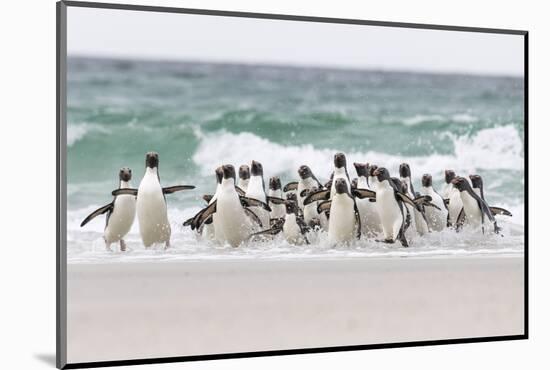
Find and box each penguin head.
[422,174,432,187]
[368,164,378,177]
[222,164,236,181]
[298,165,312,180]
[445,170,456,184]
[334,153,347,169]
[353,162,368,177]
[215,166,224,184]
[469,174,483,190]
[451,176,471,192]
[351,178,358,190]
[119,167,132,182]
[239,165,250,180]
[334,178,349,195]
[269,177,282,191]
[145,152,159,169]
[373,167,390,182]
[285,200,299,215]
[251,160,263,177]
[399,163,411,178]
[286,192,298,203]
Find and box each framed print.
[57,1,528,368]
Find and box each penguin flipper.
[270,217,285,228]
[112,188,138,196]
[296,216,311,234]
[283,182,298,192]
[352,188,376,199]
[397,204,410,247]
[396,192,419,210]
[413,195,442,211]
[267,196,286,205]
[490,206,512,217]
[244,208,263,227]
[456,208,466,231]
[162,185,195,194]
[249,226,283,239]
[183,216,195,227]
[303,189,330,205]
[317,200,332,214]
[235,186,246,196]
[424,201,442,211]
[202,194,214,203]
[240,196,272,212]
[194,201,217,230]
[80,203,114,227]
[354,202,362,239]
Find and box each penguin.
[399,163,429,235]
[301,186,327,229]
[290,165,323,210]
[245,160,272,231]
[367,167,415,247]
[80,167,136,251]
[451,177,500,234]
[367,164,379,191]
[469,174,512,217]
[444,170,464,228]
[112,152,195,248]
[250,200,310,245]
[330,152,351,199]
[238,164,250,192]
[441,169,456,201]
[186,164,271,247]
[302,153,350,207]
[353,162,382,237]
[268,177,286,220]
[317,178,361,245]
[419,174,448,231]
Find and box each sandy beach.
[67,256,524,364]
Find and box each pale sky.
[67,6,524,76]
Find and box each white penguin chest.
[460,192,482,224]
[376,187,402,226]
[245,177,266,202]
[104,194,136,242]
[283,214,302,239]
[137,175,167,218]
[448,189,463,223]
[328,194,355,241]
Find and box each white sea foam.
[67,123,109,147]
[192,125,524,181]
[68,201,524,264]
[402,114,445,126]
[401,113,478,126]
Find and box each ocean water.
[66,57,525,263]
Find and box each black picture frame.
[56,1,529,368]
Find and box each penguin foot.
[165,240,171,249]
[120,239,127,252]
[375,238,395,244]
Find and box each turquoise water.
[66,56,525,262]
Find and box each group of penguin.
[80,151,512,251]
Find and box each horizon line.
[67,53,524,79]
